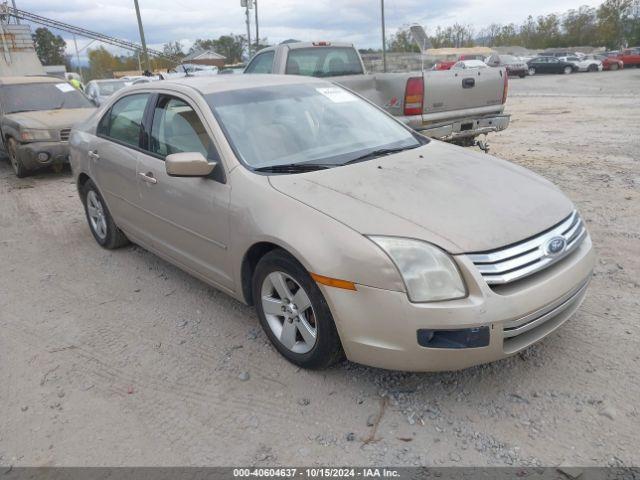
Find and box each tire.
[80,179,129,249]
[563,66,573,74]
[519,73,526,78]
[252,249,343,369]
[528,67,536,76]
[588,64,598,72]
[6,138,29,178]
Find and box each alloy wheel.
[86,190,108,241]
[261,271,317,354]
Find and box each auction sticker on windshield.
[316,87,357,103]
[55,83,76,93]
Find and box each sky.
[17,0,604,62]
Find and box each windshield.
[500,55,518,63]
[285,47,364,77]
[206,83,422,170]
[96,80,128,96]
[0,83,93,114]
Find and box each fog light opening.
[37,152,50,163]
[417,326,490,349]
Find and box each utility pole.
[244,0,252,60]
[381,0,387,72]
[11,0,20,24]
[73,34,82,81]
[254,0,259,50]
[133,0,150,72]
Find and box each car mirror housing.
[165,152,215,177]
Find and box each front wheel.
[519,73,526,78]
[7,138,29,178]
[587,64,598,72]
[563,66,573,74]
[81,179,129,249]
[252,249,343,369]
[528,67,536,76]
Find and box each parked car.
[451,59,489,70]
[527,56,577,75]
[485,54,528,78]
[244,41,510,147]
[613,48,640,68]
[70,74,594,372]
[85,79,129,106]
[0,76,95,177]
[559,56,603,72]
[591,54,624,71]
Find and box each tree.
[32,27,67,66]
[387,29,420,53]
[597,0,633,48]
[563,6,598,46]
[192,34,247,63]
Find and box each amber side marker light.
[310,273,357,291]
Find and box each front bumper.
[321,234,594,372]
[402,113,510,141]
[16,141,70,171]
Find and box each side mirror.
[165,152,215,177]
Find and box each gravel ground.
[1,69,639,467]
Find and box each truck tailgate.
[422,68,505,114]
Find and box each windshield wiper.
[343,144,420,165]
[254,163,330,173]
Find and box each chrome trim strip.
[503,278,590,338]
[468,211,587,285]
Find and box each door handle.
[462,78,475,88]
[88,150,100,160]
[138,172,157,184]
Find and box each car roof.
[124,73,328,95]
[0,75,61,86]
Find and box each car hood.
[268,141,574,254]
[3,108,95,130]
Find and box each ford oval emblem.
[546,236,567,256]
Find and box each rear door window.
[97,93,149,148]
[285,47,363,77]
[245,50,275,73]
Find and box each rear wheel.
[528,67,536,76]
[519,73,526,78]
[587,64,598,72]
[7,138,29,178]
[252,249,343,369]
[563,66,573,74]
[81,179,129,249]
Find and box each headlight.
[20,129,53,142]
[369,236,466,302]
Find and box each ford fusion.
[69,75,594,371]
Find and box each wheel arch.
[241,241,294,306]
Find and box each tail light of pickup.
[502,69,509,104]
[404,77,424,116]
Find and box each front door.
[136,94,233,291]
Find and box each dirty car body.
[0,76,95,177]
[70,75,594,372]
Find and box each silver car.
[70,75,594,371]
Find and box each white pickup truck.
[244,41,510,147]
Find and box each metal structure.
[133,0,150,72]
[1,3,167,59]
[381,0,387,72]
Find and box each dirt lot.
[1,69,639,467]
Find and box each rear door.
[136,93,233,290]
[89,92,150,239]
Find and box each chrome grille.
[468,211,587,285]
[60,129,71,141]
